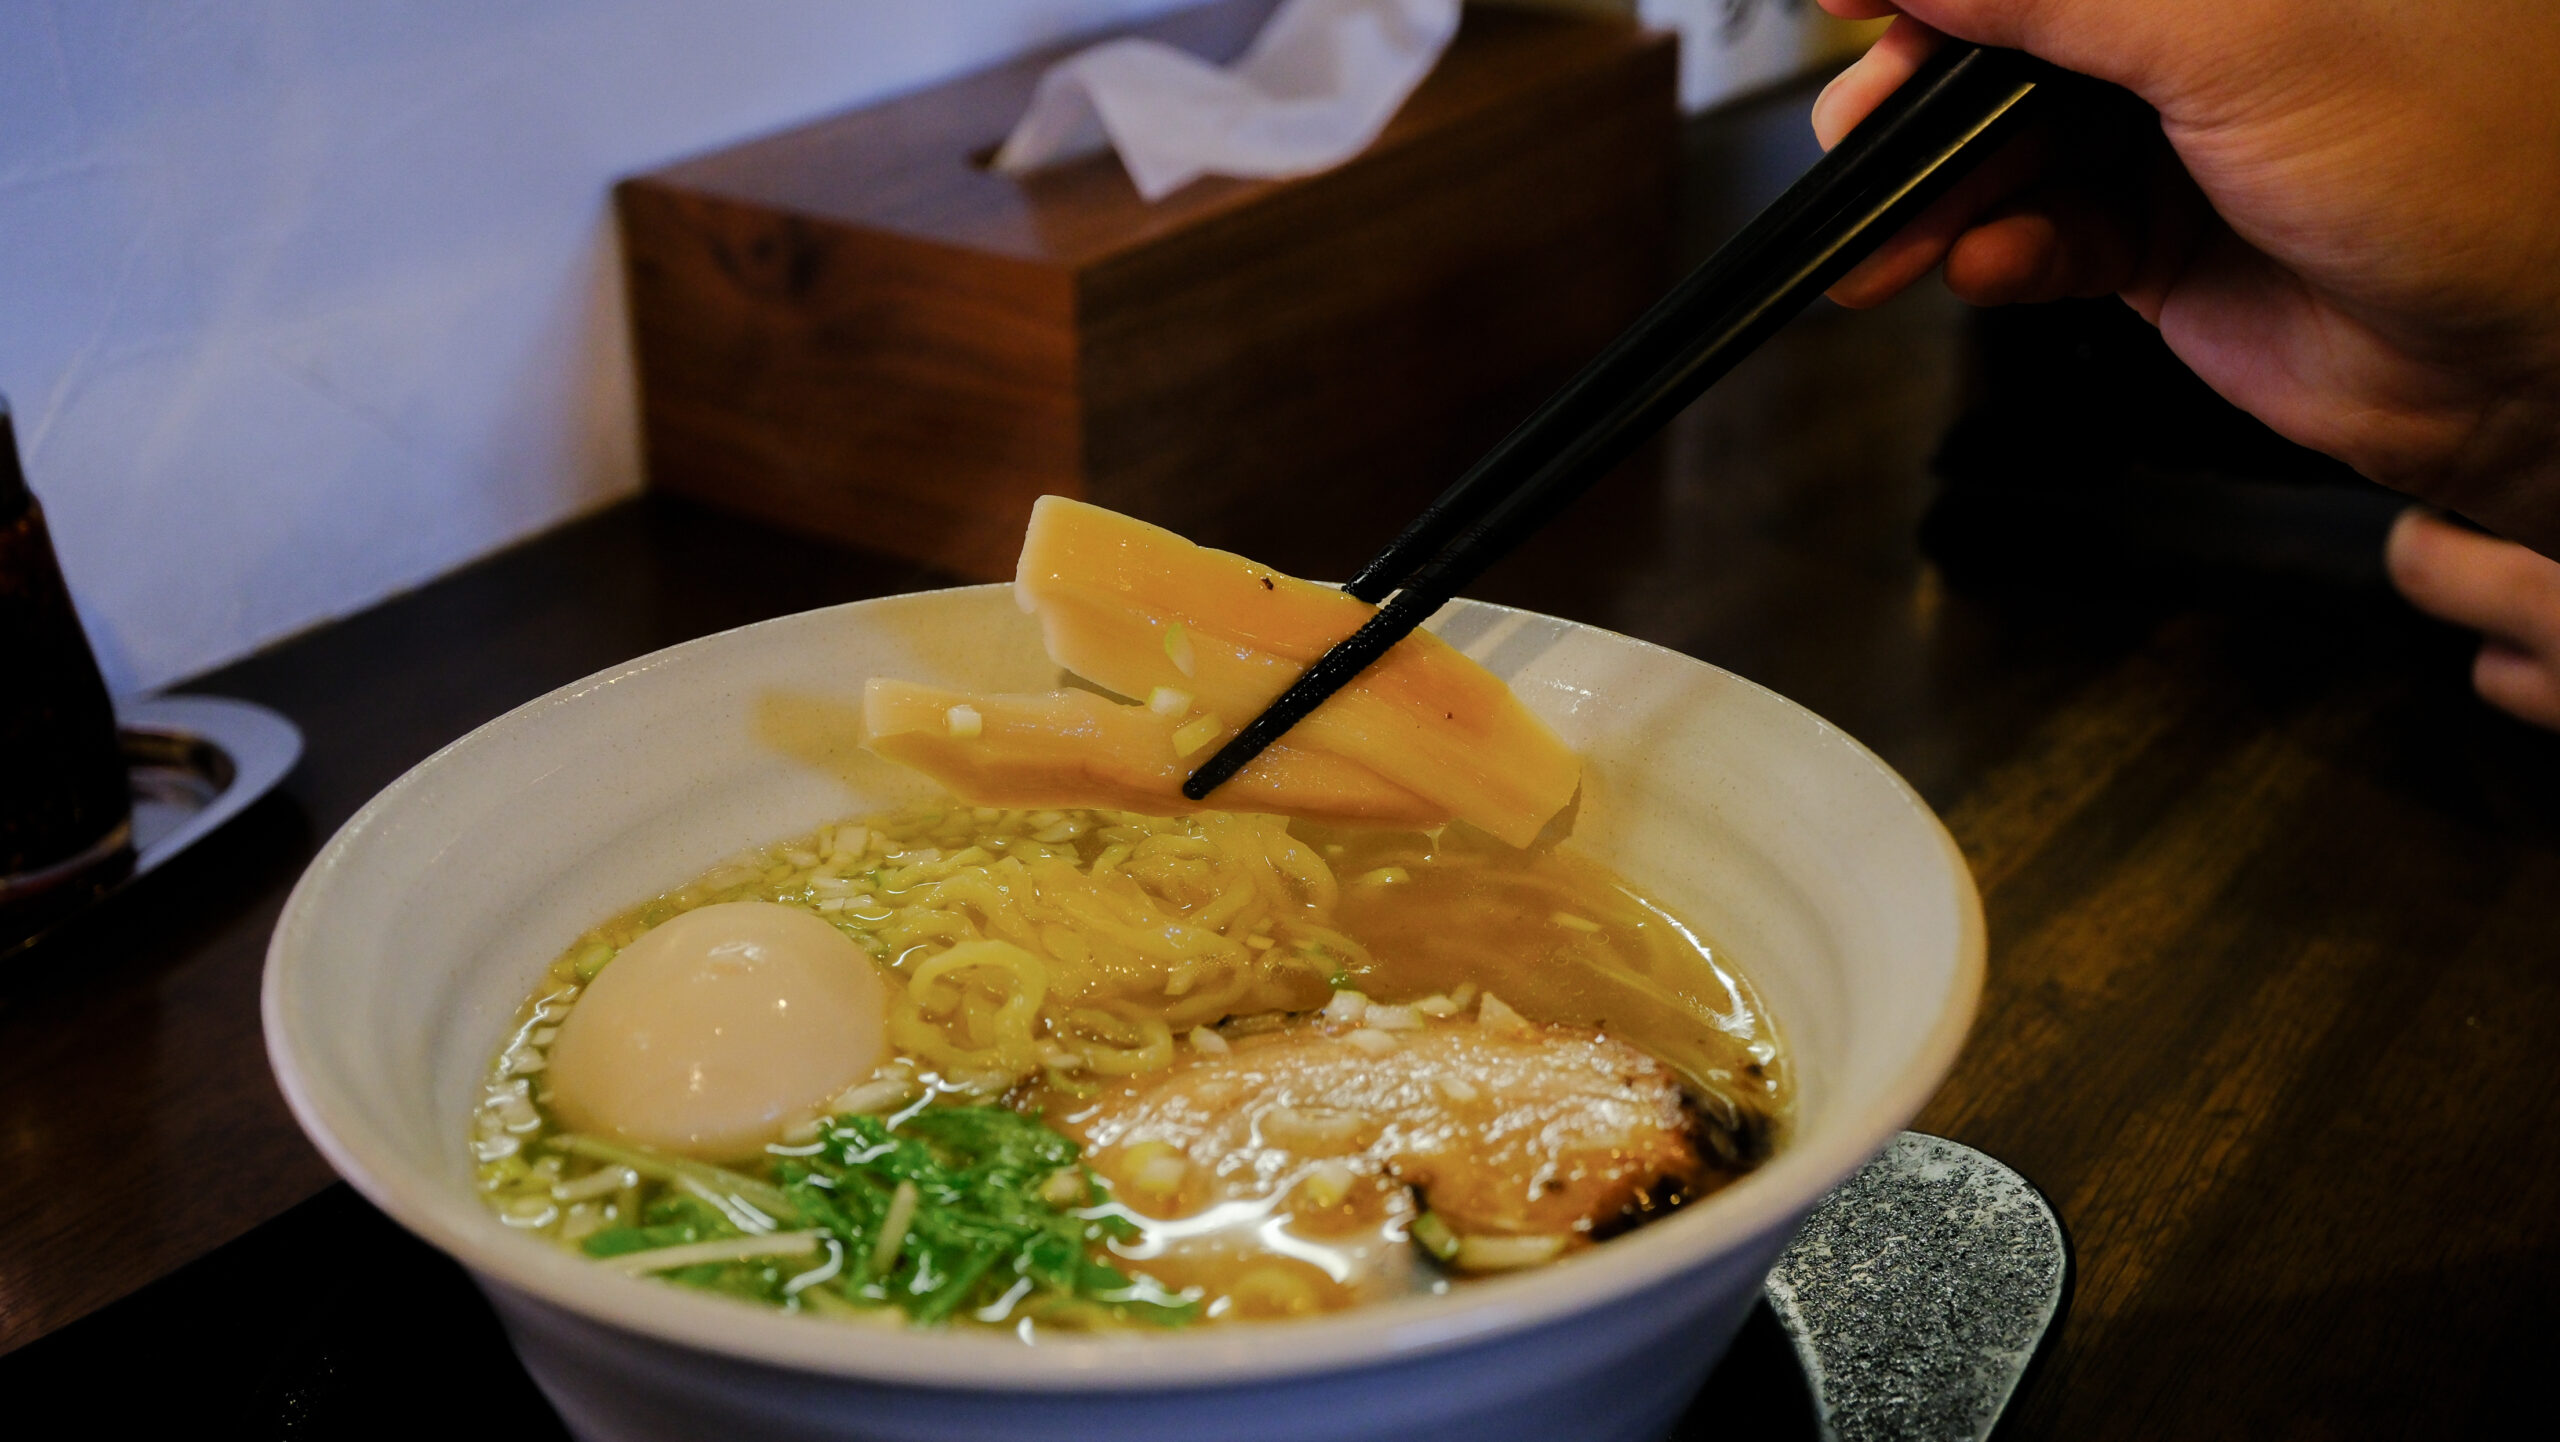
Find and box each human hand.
[2387,509,2560,731]
[1807,2,2560,558]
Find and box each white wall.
[0,0,1188,694]
[1636,0,1876,112]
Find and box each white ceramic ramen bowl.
[264,585,1982,1442]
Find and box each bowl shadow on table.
[1920,299,2415,622]
[0,1186,555,1440]
[1914,299,2560,824]
[0,1186,1820,1440]
[0,789,310,998]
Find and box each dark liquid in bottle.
[1,398,131,921]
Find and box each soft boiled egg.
[546,901,887,1160]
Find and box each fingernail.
[1811,76,1846,149]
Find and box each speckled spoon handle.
[1762,1133,2072,1442]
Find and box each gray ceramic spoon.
[1763,1132,2072,1442]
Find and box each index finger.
[2386,510,2560,651]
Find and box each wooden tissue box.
[616,0,1676,580]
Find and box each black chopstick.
[1185,42,2063,803]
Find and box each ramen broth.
[1315,822,1780,1103]
[471,801,1787,1333]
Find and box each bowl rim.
[263,585,1984,1390]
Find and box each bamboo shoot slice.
[861,680,1446,829]
[1013,498,1578,845]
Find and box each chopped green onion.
[605,1230,824,1275]
[1170,713,1223,758]
[554,1134,798,1225]
[563,1105,1195,1329]
[571,942,616,979]
[1410,1210,1460,1263]
[870,1179,920,1276]
[1454,1233,1569,1271]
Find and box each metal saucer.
[0,694,301,964]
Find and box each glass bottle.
[1,392,132,926]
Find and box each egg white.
[547,901,888,1160]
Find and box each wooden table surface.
[4,85,2555,1439]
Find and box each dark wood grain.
[3,74,2555,1440]
[0,505,957,1354]
[1918,620,2560,1439]
[618,0,1676,580]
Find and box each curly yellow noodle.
[1159,959,1258,1025]
[894,939,1050,1076]
[665,802,1366,1085]
[1193,813,1295,910]
[1185,879,1261,934]
[1275,920,1374,972]
[1059,1004,1176,1075]
[1262,829,1339,912]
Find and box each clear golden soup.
[472,802,1787,1333]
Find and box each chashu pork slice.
[1061,998,1718,1269]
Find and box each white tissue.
[992,0,1463,202]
